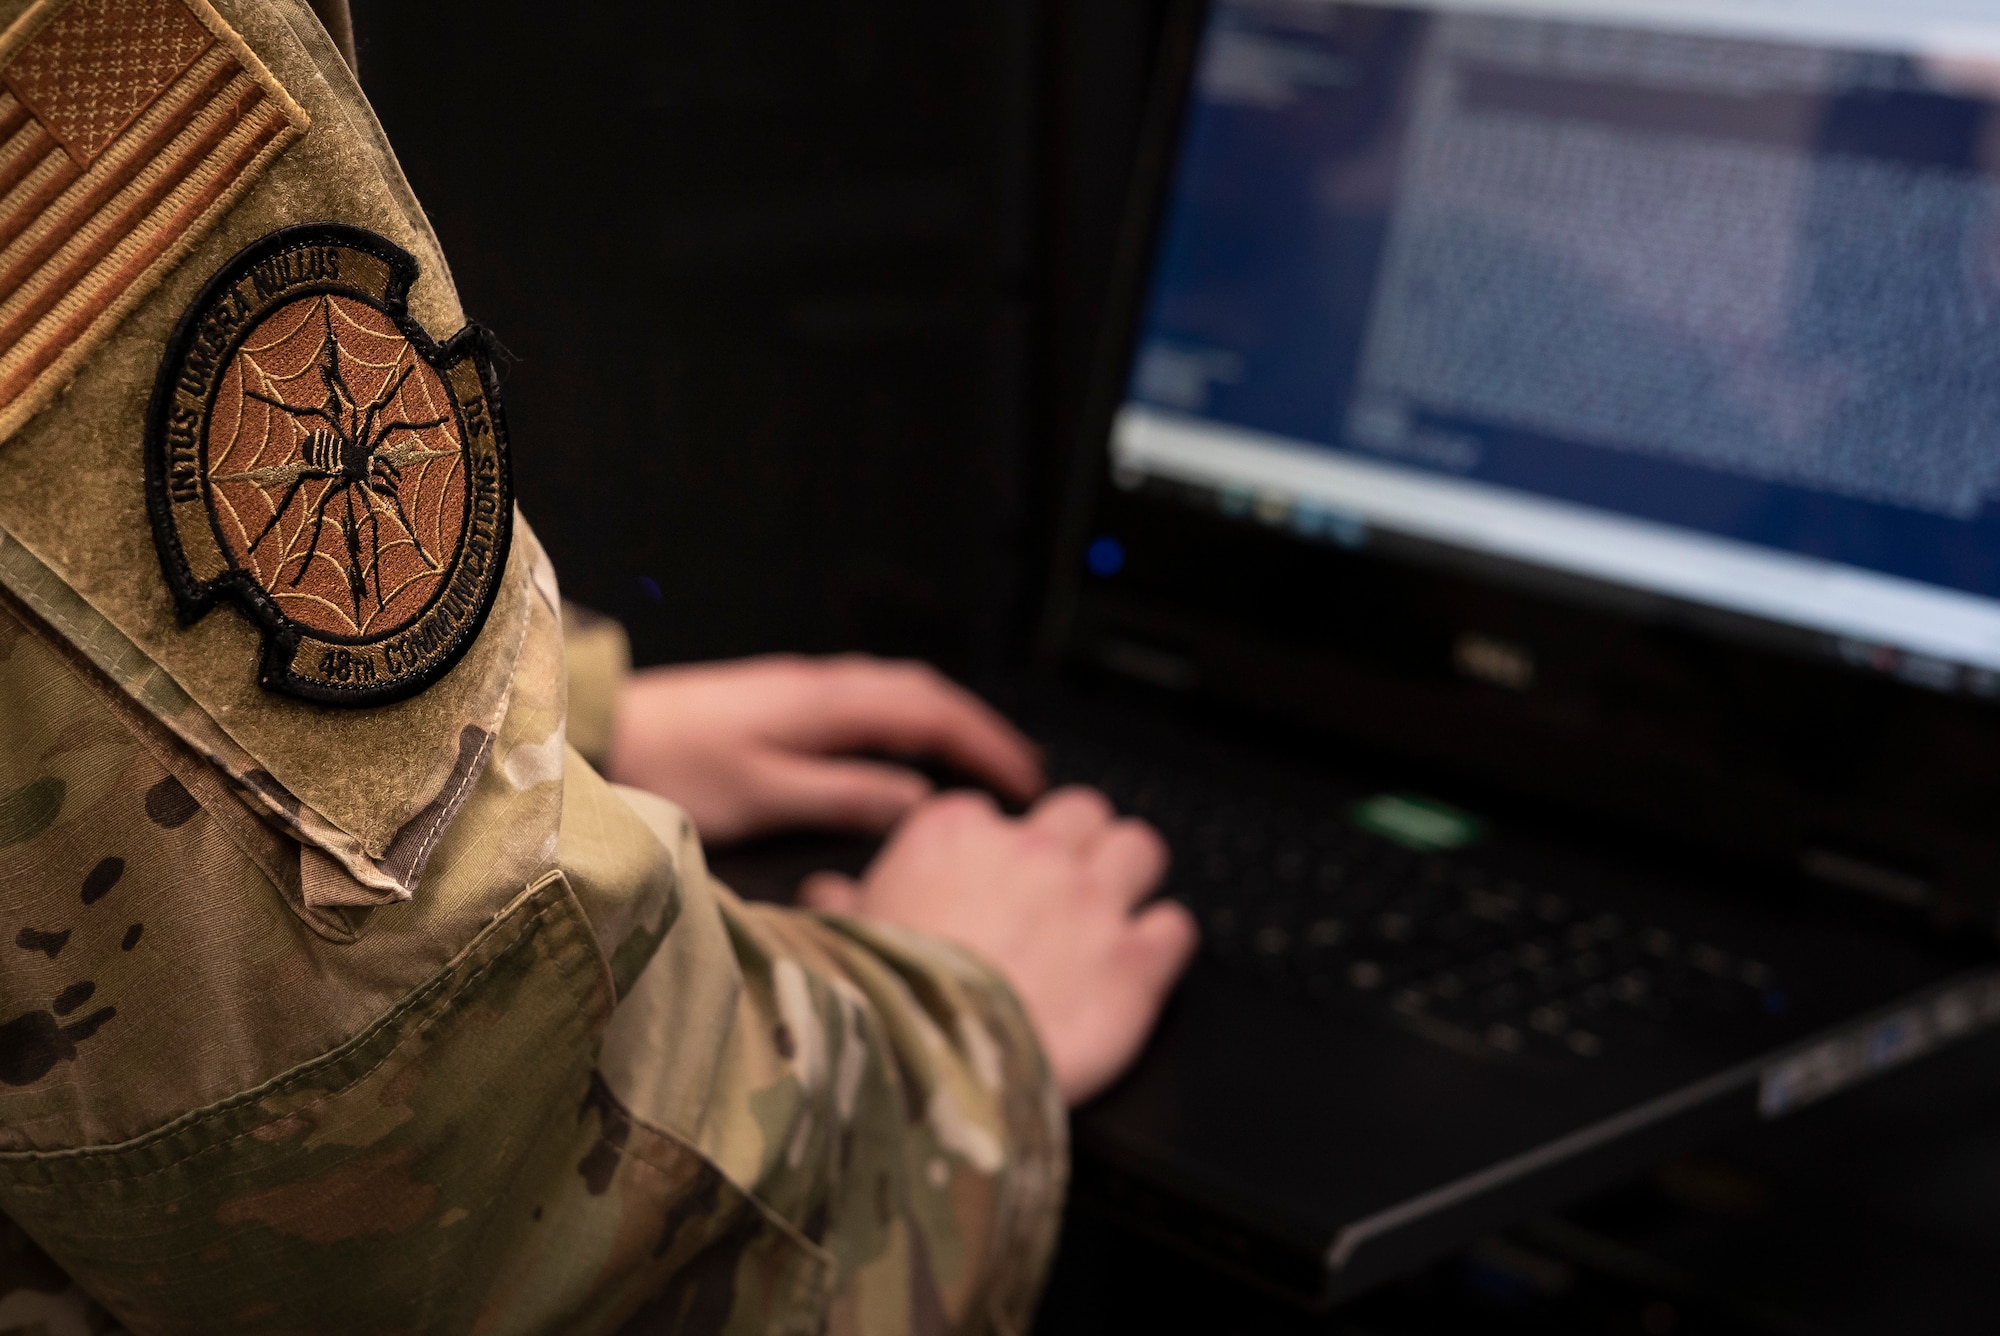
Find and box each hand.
[605,655,1044,845]
[801,787,1198,1106]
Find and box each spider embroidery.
[212,299,459,625]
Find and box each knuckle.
[828,652,883,681]
[758,655,815,692]
[811,653,868,688]
[1015,822,1071,859]
[889,661,955,710]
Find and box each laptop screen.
[1112,0,2000,698]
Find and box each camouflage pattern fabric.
[0,0,1067,1332]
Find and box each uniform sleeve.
[561,601,632,772]
[723,900,1069,1335]
[0,574,1066,1336]
[551,608,1070,1329]
[557,754,1070,1336]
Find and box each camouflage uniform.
[0,1,1067,1332]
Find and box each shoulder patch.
[144,224,513,707]
[0,0,307,441]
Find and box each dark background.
[350,0,1178,680]
[347,5,2000,1333]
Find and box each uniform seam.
[395,725,490,892]
[0,881,582,1172]
[550,858,622,1012]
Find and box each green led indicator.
[1352,793,1485,852]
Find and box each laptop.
[1027,0,2000,1307]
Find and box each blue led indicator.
[1086,537,1126,578]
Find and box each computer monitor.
[1110,0,2000,701]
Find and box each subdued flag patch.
[0,0,307,441]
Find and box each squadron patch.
[0,0,307,441]
[145,225,513,707]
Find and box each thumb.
[800,871,865,915]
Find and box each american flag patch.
[0,0,306,440]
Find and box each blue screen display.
[1129,0,2000,607]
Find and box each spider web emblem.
[206,293,467,640]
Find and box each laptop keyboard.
[1047,734,1792,1065]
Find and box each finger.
[915,788,1003,824]
[799,871,864,915]
[1026,785,1115,851]
[750,753,934,834]
[1088,819,1170,908]
[1126,900,1200,993]
[799,659,1046,801]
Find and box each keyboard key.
[1305,918,1348,948]
[1041,731,1790,1067]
